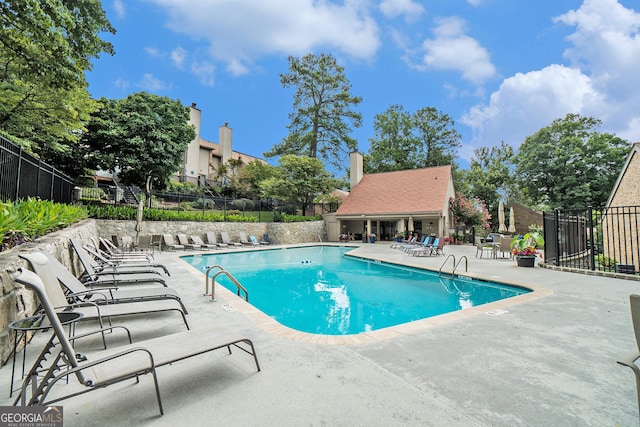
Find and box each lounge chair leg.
[151,369,164,415]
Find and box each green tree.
[265,53,362,171]
[260,155,333,216]
[449,192,491,236]
[365,105,416,173]
[82,93,196,192]
[514,114,629,209]
[238,160,279,199]
[465,142,516,229]
[414,107,461,168]
[366,105,460,173]
[0,0,114,149]
[214,157,246,197]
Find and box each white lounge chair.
[162,234,185,251]
[177,234,202,250]
[239,231,259,246]
[221,231,242,247]
[206,232,228,248]
[13,268,260,415]
[20,252,190,329]
[191,235,219,249]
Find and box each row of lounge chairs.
[10,236,261,414]
[390,235,445,257]
[117,232,271,252]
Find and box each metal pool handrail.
[439,255,456,276]
[205,265,249,302]
[453,256,468,275]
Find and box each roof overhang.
[336,211,443,220]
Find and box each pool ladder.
[438,255,468,276]
[204,265,249,302]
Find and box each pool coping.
[179,244,552,345]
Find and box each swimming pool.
[182,246,530,335]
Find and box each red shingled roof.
[336,165,452,216]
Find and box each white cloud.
[138,73,167,91]
[462,0,640,153]
[145,47,161,58]
[419,17,495,84]
[461,65,600,150]
[114,77,129,90]
[379,0,425,22]
[466,0,483,6]
[112,0,125,18]
[191,61,216,87]
[171,46,188,69]
[146,0,380,73]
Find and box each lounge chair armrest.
[66,289,110,303]
[70,325,133,344]
[51,347,157,388]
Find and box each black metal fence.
[79,183,338,221]
[0,135,75,203]
[543,206,640,275]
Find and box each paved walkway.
[2,242,638,426]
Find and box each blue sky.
[86,0,640,172]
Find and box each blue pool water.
[182,246,530,335]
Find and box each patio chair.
[177,234,202,250]
[162,234,185,251]
[72,239,169,276]
[98,237,154,261]
[13,268,260,414]
[402,235,432,253]
[82,244,170,275]
[617,294,640,423]
[221,231,243,247]
[19,252,190,329]
[496,235,513,259]
[261,234,271,245]
[475,237,495,259]
[432,238,445,256]
[391,235,416,249]
[239,231,259,246]
[206,231,228,248]
[250,235,268,246]
[136,234,154,256]
[70,239,169,287]
[190,235,219,249]
[151,234,163,253]
[35,251,187,313]
[410,238,440,257]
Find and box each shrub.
[192,198,215,209]
[232,198,255,211]
[1,198,87,251]
[282,214,323,222]
[595,254,617,269]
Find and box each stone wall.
[0,219,326,364]
[94,219,327,245]
[0,219,98,364]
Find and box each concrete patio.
[1,242,638,426]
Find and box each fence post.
[587,206,595,271]
[554,208,560,267]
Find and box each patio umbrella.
[498,201,507,233]
[408,216,414,233]
[508,207,516,233]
